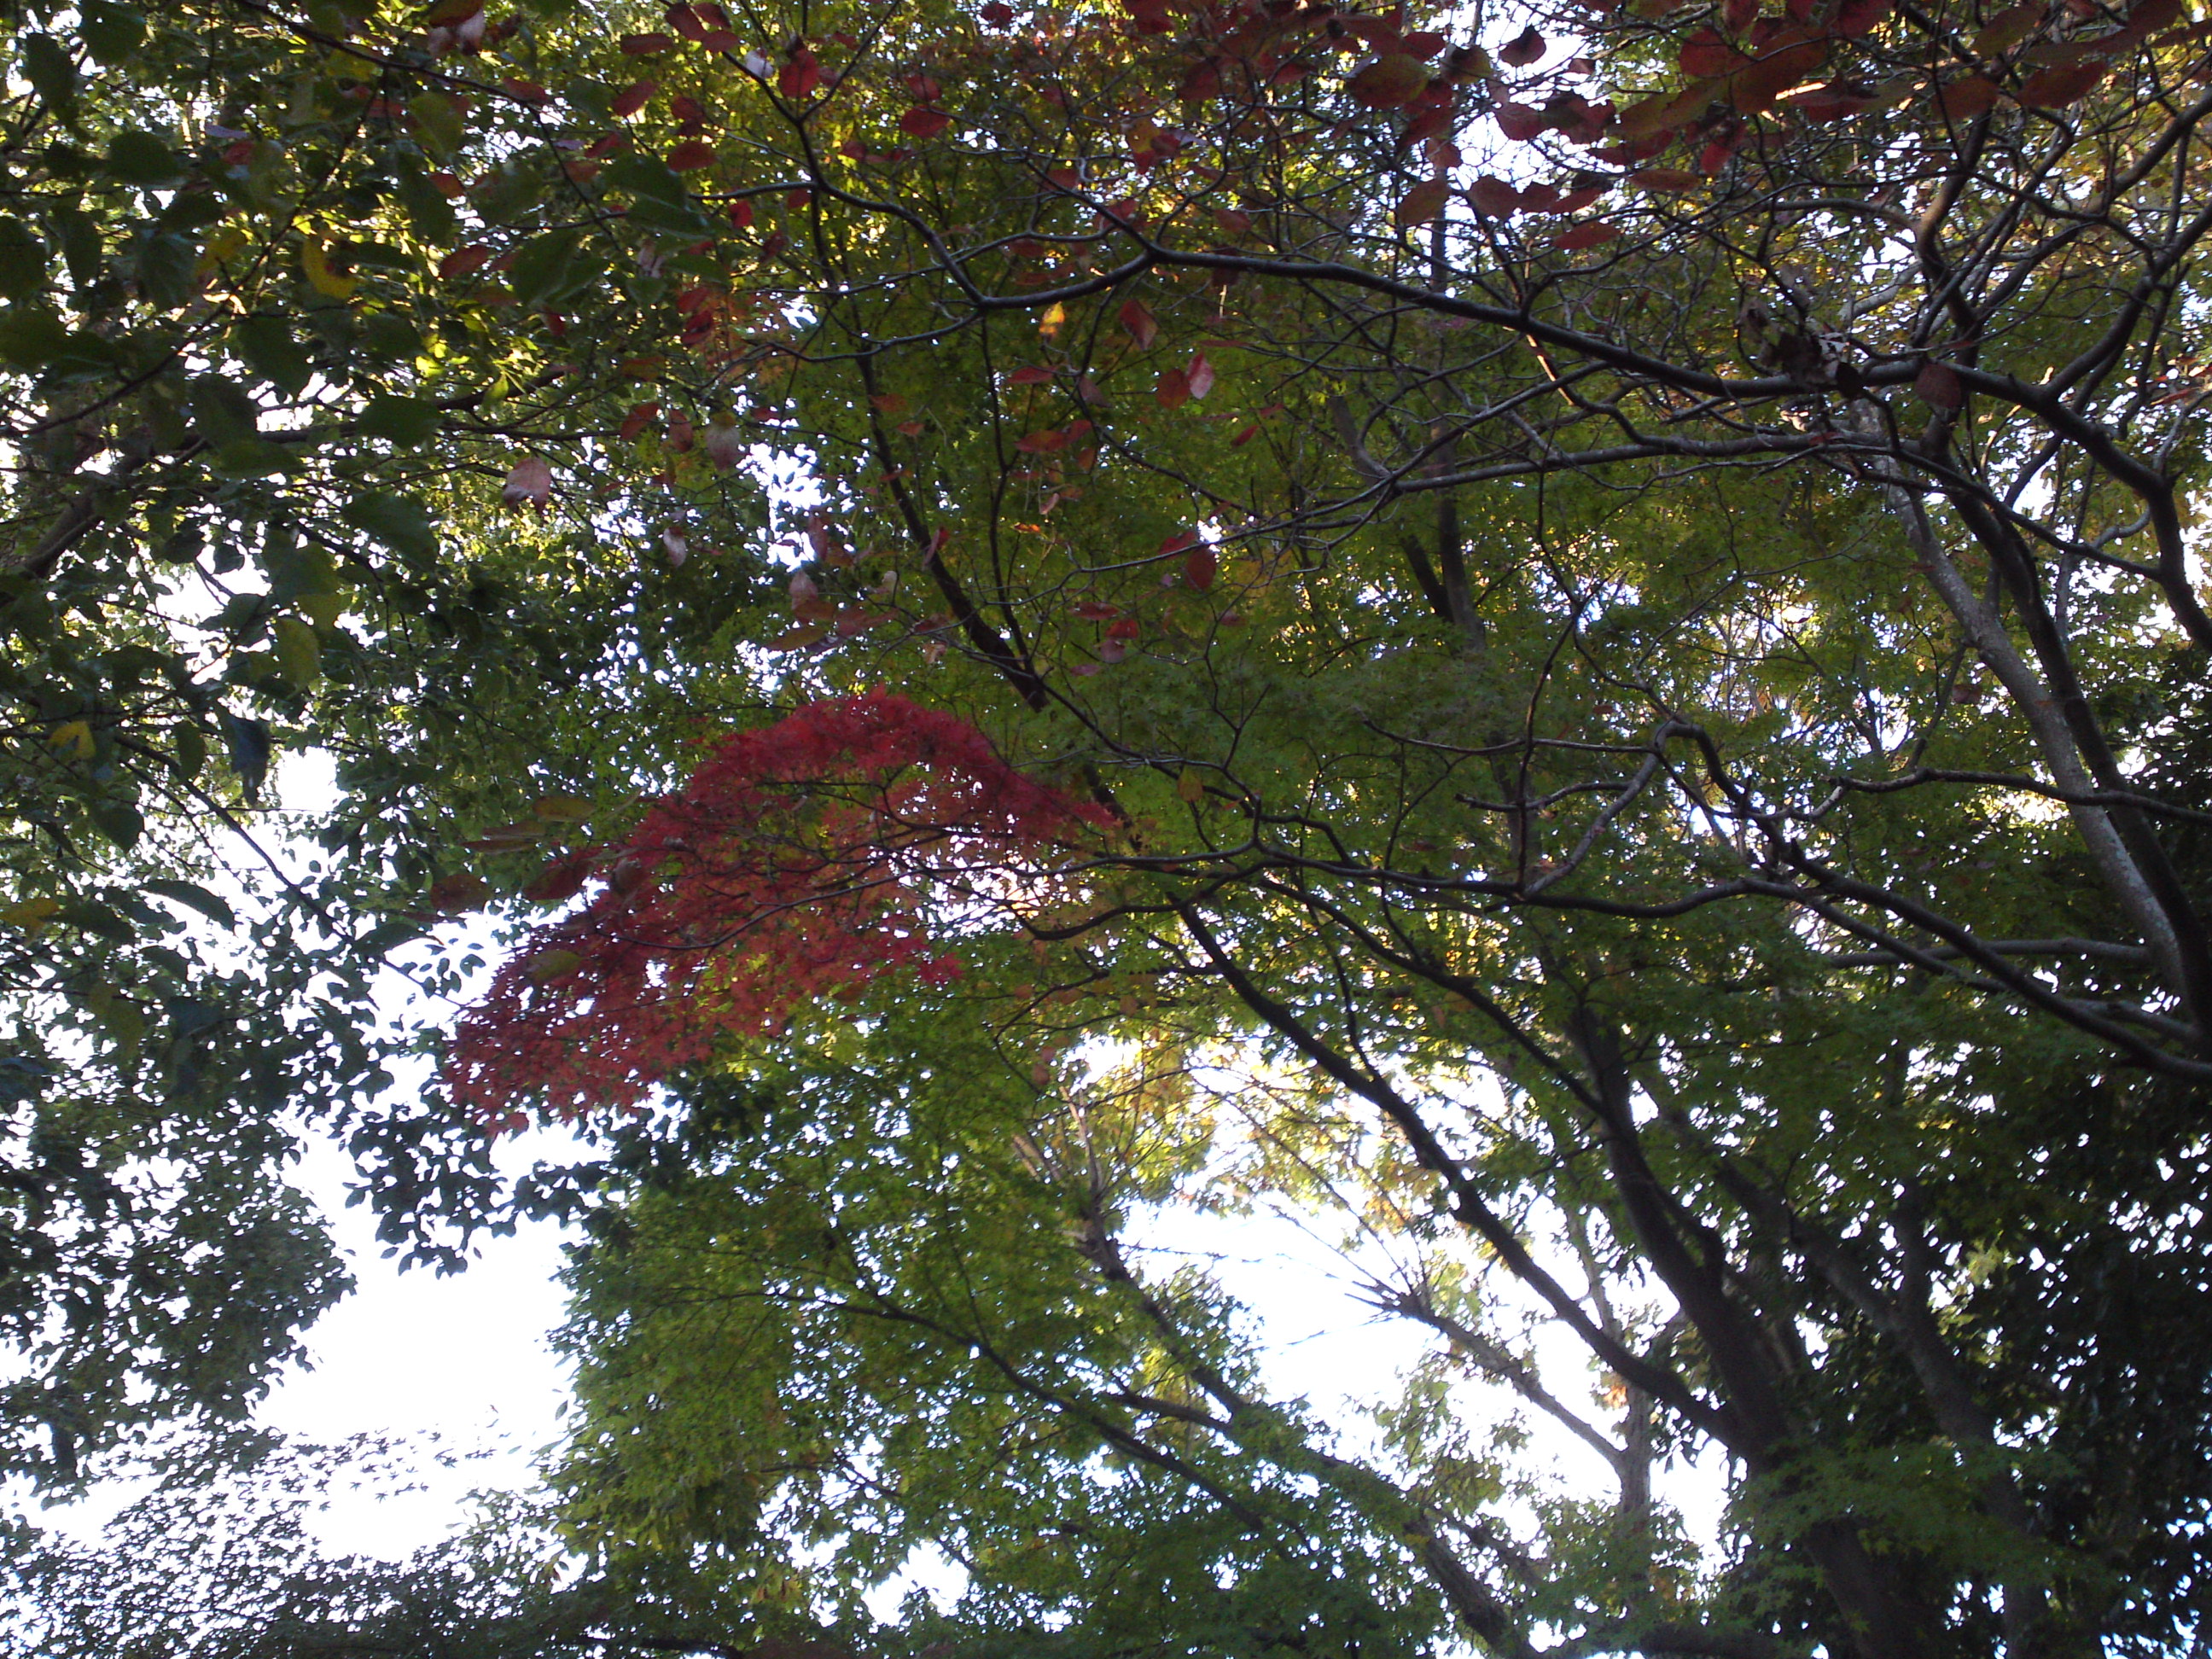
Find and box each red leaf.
[611,79,658,117]
[1156,369,1190,410]
[1553,222,1621,251]
[1680,26,1746,78]
[1214,206,1253,235]
[777,55,822,98]
[503,456,554,509]
[1185,353,1216,399]
[1468,175,1522,216]
[1972,2,2042,55]
[1401,30,1447,57]
[620,31,672,52]
[727,199,754,230]
[1181,58,1224,102]
[1724,0,1759,29]
[1784,83,1872,120]
[1495,102,1549,141]
[899,105,952,138]
[1394,178,1451,226]
[1184,544,1217,590]
[439,243,492,279]
[522,852,596,905]
[1010,365,1056,385]
[1348,55,1430,108]
[618,402,661,441]
[1120,298,1159,349]
[667,139,716,170]
[1914,360,1964,409]
[1499,25,1546,65]
[1105,616,1142,639]
[1070,601,1121,620]
[1935,75,2003,118]
[2018,60,2108,106]
[1831,0,1890,34]
[981,1,1015,22]
[1555,185,1605,214]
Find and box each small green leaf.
[89,800,145,852]
[19,35,79,121]
[0,305,70,370]
[233,315,315,397]
[0,220,49,300]
[105,130,183,186]
[271,614,321,687]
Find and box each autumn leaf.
[1499,25,1545,66]
[612,80,658,117]
[1156,369,1190,409]
[1553,222,1621,251]
[1831,0,1891,34]
[1347,55,1429,108]
[438,244,492,279]
[1935,75,2003,119]
[503,456,555,509]
[1495,102,1548,141]
[1186,353,1216,399]
[300,236,356,300]
[1394,178,1451,227]
[1972,2,2042,55]
[1914,360,1964,409]
[1119,298,1159,349]
[620,31,672,52]
[1631,168,1703,192]
[900,106,951,139]
[1009,365,1055,385]
[2018,60,2108,108]
[667,139,716,170]
[1184,544,1217,590]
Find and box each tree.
[431,0,2212,1656]
[7,0,2212,1654]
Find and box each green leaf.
[604,154,712,236]
[356,394,440,445]
[88,800,144,852]
[409,91,466,158]
[137,230,198,310]
[0,305,69,370]
[232,315,314,397]
[18,35,78,121]
[104,131,183,187]
[218,711,271,800]
[78,1,148,66]
[271,614,321,688]
[143,879,237,929]
[509,229,596,311]
[197,371,269,452]
[0,220,49,301]
[340,492,437,562]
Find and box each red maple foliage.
[445,692,1101,1126]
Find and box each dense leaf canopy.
[4,0,2212,1653]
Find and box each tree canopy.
[4,0,2212,1653]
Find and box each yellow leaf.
[1,897,61,933]
[301,236,357,300]
[272,614,321,686]
[48,719,93,759]
[533,793,597,823]
[197,224,249,275]
[1039,301,1067,340]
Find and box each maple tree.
[7,0,2212,1653]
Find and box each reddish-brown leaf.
[1972,2,2042,55]
[1831,0,1891,33]
[1495,102,1549,141]
[667,138,716,170]
[1469,175,1522,216]
[1680,26,1745,77]
[522,852,596,905]
[1553,222,1621,251]
[620,30,672,52]
[439,243,492,279]
[1156,369,1190,409]
[1500,26,1546,65]
[1010,365,1055,385]
[1184,544,1218,590]
[1914,360,1964,409]
[777,55,822,98]
[611,79,658,117]
[1186,353,1216,399]
[1785,82,1873,120]
[1347,55,1430,108]
[503,456,554,509]
[1729,39,1826,112]
[1394,178,1452,226]
[1935,74,2003,118]
[1120,298,1159,349]
[2018,59,2108,106]
[899,105,952,138]
[618,402,661,441]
